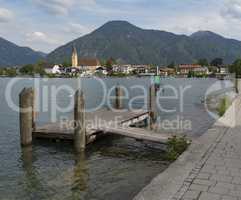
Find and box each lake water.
[0,77,231,200]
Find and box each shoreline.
[0,75,220,80]
[133,93,241,200]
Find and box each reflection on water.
[20,146,51,200]
[17,136,169,200]
[0,78,229,200]
[71,153,88,198]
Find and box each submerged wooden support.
[19,88,34,146]
[74,90,86,152]
[115,85,124,109]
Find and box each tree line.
[1,57,241,77]
[196,57,241,78]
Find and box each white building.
[112,65,134,74]
[44,65,64,74]
[52,65,62,74]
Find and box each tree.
[208,65,218,74]
[105,59,113,68]
[100,59,106,66]
[35,64,45,76]
[19,63,45,76]
[197,58,209,66]
[35,60,46,76]
[62,60,72,67]
[188,71,195,78]
[105,58,116,73]
[229,59,241,78]
[36,60,46,67]
[167,61,175,68]
[105,57,116,67]
[211,58,223,67]
[20,64,35,75]
[0,68,4,76]
[5,68,17,77]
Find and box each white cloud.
[165,14,226,35]
[26,31,59,44]
[32,0,96,15]
[64,23,91,35]
[0,8,13,23]
[4,0,241,53]
[32,0,75,15]
[222,0,241,19]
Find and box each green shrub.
[165,136,190,161]
[218,97,230,117]
[4,68,17,77]
[46,73,57,78]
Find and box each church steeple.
[72,44,78,67]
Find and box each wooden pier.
[19,85,170,152]
[33,110,169,144]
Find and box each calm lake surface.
[0,77,230,200]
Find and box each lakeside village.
[1,46,241,79]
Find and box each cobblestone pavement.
[176,126,241,200]
[134,96,241,200]
[175,97,241,200]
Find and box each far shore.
[0,74,219,79]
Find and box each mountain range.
[0,37,45,67]
[47,21,241,65]
[2,20,241,67]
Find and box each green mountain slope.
[47,21,241,65]
[0,37,45,67]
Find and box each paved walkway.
[134,96,241,200]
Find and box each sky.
[0,0,241,53]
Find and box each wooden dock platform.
[19,85,169,152]
[33,109,170,144]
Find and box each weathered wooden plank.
[33,124,170,143]
[33,127,170,144]
[33,131,73,140]
[33,129,102,145]
[32,109,170,144]
[100,127,170,143]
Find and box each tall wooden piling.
[74,90,86,152]
[19,88,34,146]
[235,78,241,94]
[148,84,157,128]
[115,85,124,109]
[32,89,36,130]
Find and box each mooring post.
[115,85,123,109]
[32,89,36,131]
[19,88,34,146]
[74,90,86,152]
[235,78,241,94]
[148,84,157,129]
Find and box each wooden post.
[115,85,123,109]
[235,78,240,94]
[148,84,156,128]
[32,89,36,131]
[74,90,86,152]
[19,88,33,146]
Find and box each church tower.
[72,45,78,67]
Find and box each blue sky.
[0,0,240,53]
